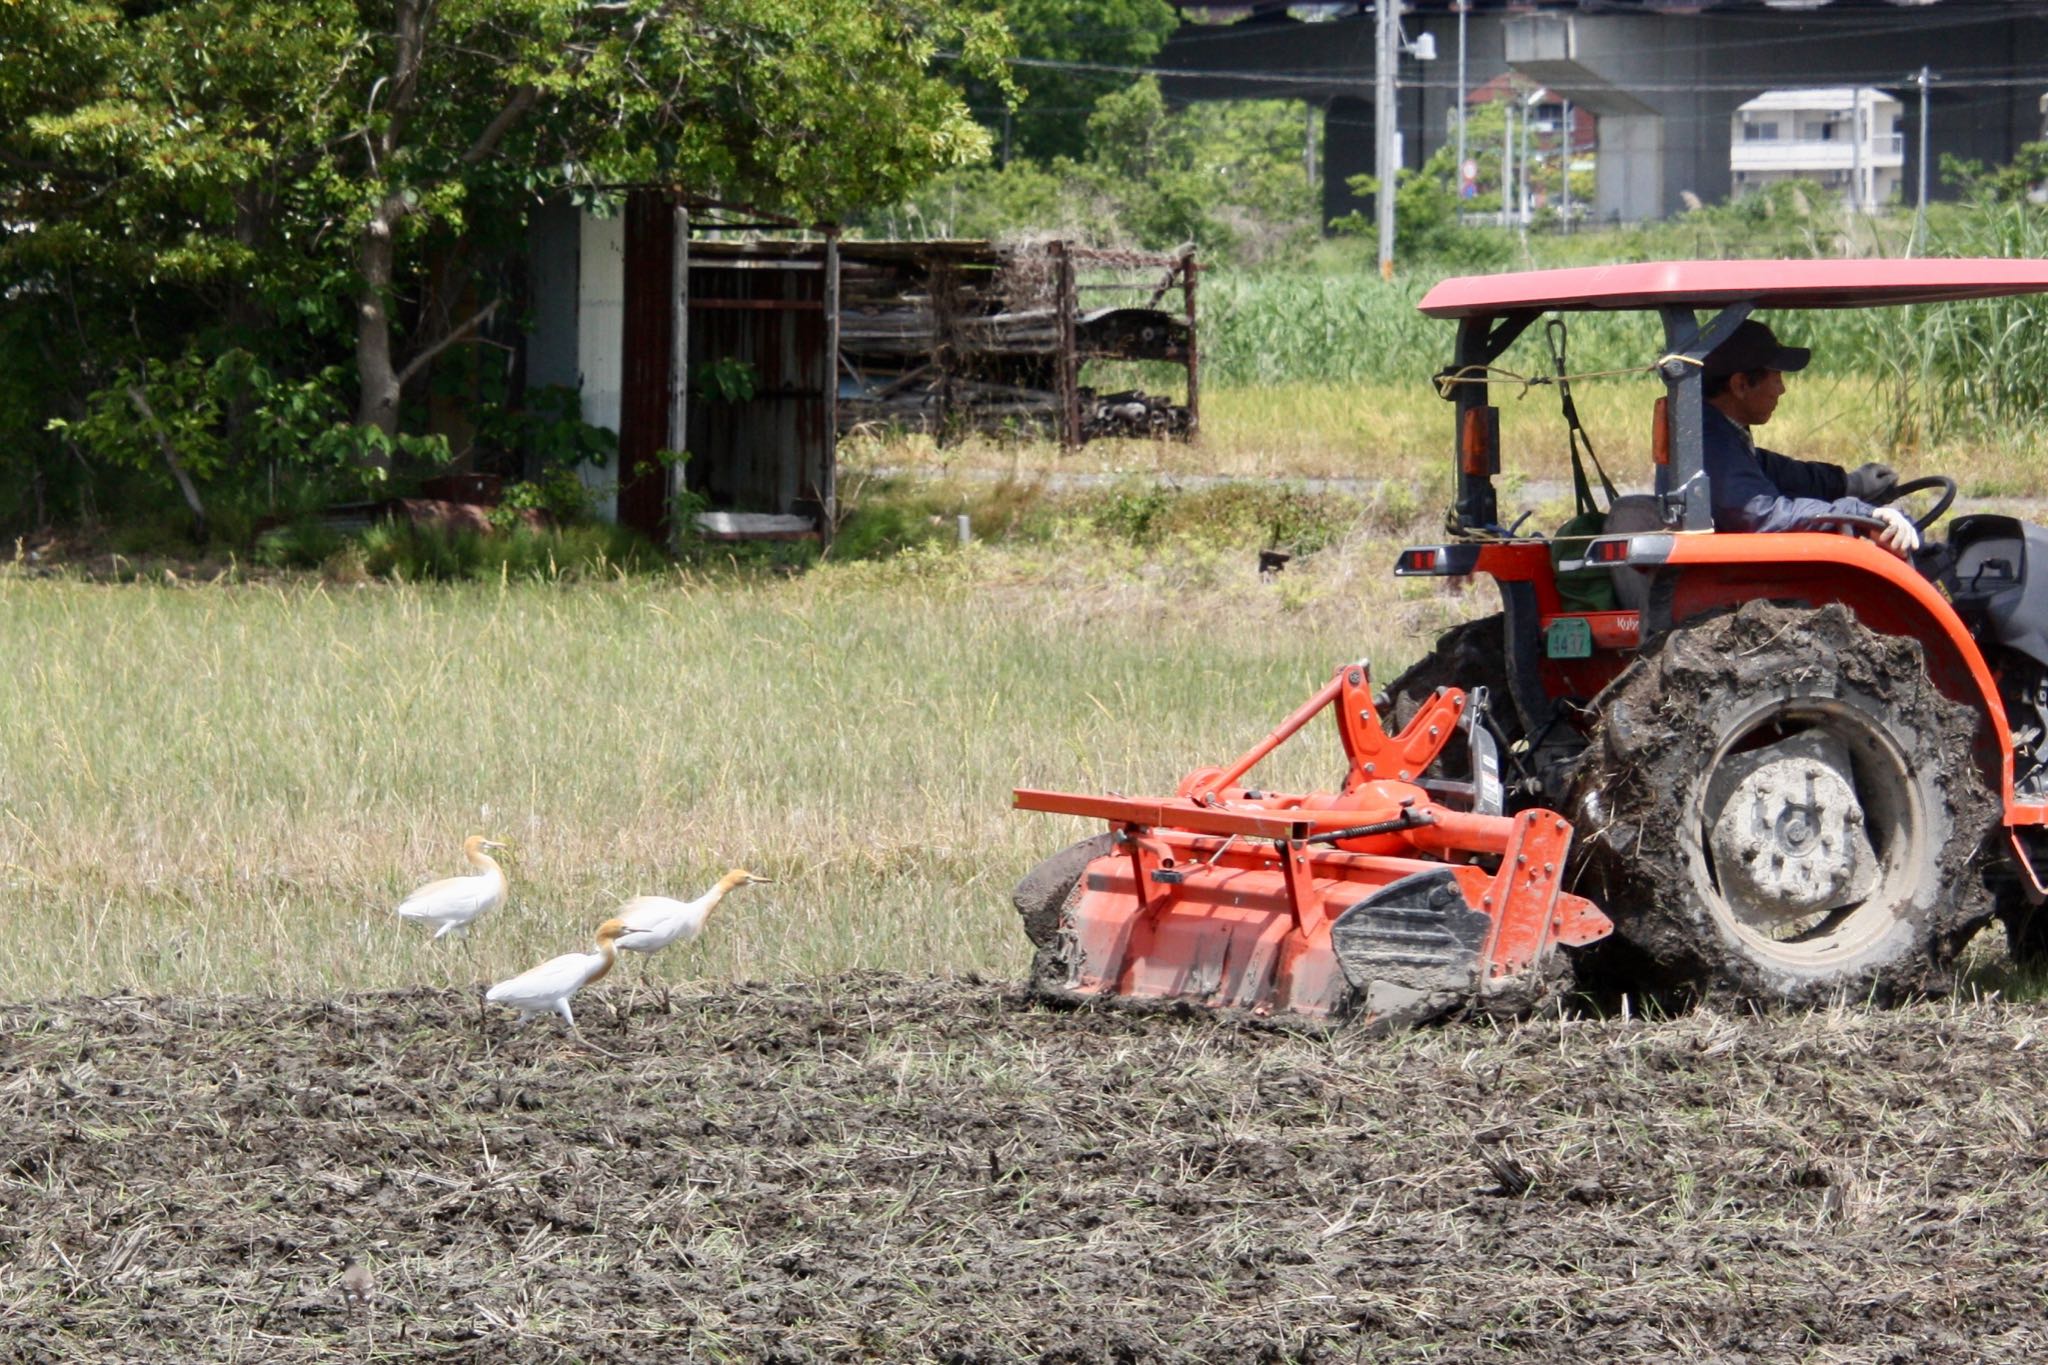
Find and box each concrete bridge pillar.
[1161,6,2048,229]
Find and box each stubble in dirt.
[1,976,2045,1362]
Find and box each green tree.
[3,0,1009,518]
[878,79,1317,257]
[1941,143,2048,204]
[968,0,1177,163]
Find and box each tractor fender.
[1646,532,2017,811]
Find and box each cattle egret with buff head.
[486,918,633,1031]
[613,868,772,1011]
[395,835,508,939]
[614,869,772,956]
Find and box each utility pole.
[1850,88,1863,215]
[1520,90,1534,227]
[1912,66,1932,255]
[1560,99,1573,229]
[1502,102,1514,227]
[1375,0,1399,280]
[1454,1,1468,216]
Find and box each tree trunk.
[126,384,209,542]
[354,210,403,461]
[346,0,534,473]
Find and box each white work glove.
[1845,461,1899,500]
[1871,505,1921,558]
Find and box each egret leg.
[570,1019,627,1061]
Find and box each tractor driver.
[1701,319,1920,560]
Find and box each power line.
[952,50,2048,95]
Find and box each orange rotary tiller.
[1013,664,1611,1023]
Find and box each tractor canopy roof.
[1418,258,2048,319]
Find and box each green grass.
[0,548,1477,998]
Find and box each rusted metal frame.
[1144,249,1189,308]
[665,203,690,553]
[1054,242,1080,448]
[688,298,826,312]
[933,259,960,445]
[1182,251,1200,438]
[821,230,840,545]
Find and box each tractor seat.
[1553,492,1661,614]
[1602,493,1663,613]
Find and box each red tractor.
[1014,258,2048,1023]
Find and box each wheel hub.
[1706,731,1879,922]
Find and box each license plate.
[1546,617,1592,659]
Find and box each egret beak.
[745,873,773,885]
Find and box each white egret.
[486,917,632,1032]
[611,868,771,1010]
[395,835,508,939]
[614,868,773,956]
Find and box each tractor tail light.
[1461,406,1500,477]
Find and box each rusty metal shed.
[613,195,840,545]
[526,195,1198,546]
[836,240,1198,447]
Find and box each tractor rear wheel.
[1564,601,1999,1005]
[1380,612,1519,772]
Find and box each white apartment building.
[1731,87,1904,211]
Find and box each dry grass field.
[0,540,1481,999]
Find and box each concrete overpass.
[1155,1,2048,226]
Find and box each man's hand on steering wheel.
[1867,473,1959,532]
[1869,506,1921,558]
[1846,461,1898,500]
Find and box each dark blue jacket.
[1702,404,1875,533]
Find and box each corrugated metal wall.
[682,243,836,530]
[619,197,678,539]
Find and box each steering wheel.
[1868,474,1957,533]
[1804,513,1889,538]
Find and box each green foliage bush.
[870,79,1318,259]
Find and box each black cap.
[1702,319,1811,380]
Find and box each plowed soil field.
[3,978,2046,1363]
